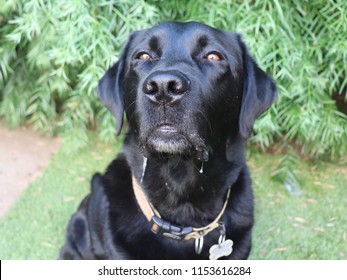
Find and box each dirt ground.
[0,122,61,218]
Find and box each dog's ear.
[98,48,128,136]
[238,40,277,139]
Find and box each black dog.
[60,22,277,260]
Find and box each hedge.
[1,0,346,159]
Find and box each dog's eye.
[136,52,151,60]
[206,52,222,61]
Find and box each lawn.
[0,134,346,260]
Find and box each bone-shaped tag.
[209,239,233,260]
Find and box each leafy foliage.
[1,0,346,159]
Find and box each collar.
[132,176,231,242]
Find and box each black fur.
[60,22,277,260]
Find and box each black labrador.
[60,21,277,260]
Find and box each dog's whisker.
[126,101,137,124]
[196,109,212,135]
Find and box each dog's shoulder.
[60,174,110,259]
[60,154,137,259]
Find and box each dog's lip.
[156,124,178,133]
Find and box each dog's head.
[98,22,277,160]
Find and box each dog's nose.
[142,71,190,104]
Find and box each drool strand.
[140,157,148,183]
[199,161,204,174]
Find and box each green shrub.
[1,0,346,159]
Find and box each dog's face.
[98,22,277,159]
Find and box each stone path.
[0,122,61,218]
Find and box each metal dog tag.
[209,239,233,260]
[208,221,233,260]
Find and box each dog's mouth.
[144,124,191,154]
[140,123,208,161]
[156,124,178,134]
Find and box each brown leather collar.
[132,176,231,241]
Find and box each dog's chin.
[140,125,209,160]
[146,131,192,155]
[139,124,192,156]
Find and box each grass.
[249,151,347,260]
[0,134,346,260]
[0,134,122,259]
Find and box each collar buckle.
[150,216,193,240]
